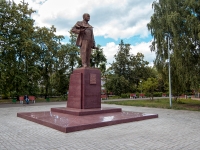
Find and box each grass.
[0,97,67,104]
[1,97,200,111]
[104,98,200,111]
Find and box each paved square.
[0,102,200,150]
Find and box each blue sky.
[63,34,153,46]
[13,0,156,67]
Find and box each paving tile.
[0,102,200,149]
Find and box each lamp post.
[165,34,172,108]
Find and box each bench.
[19,96,24,104]
[139,93,145,98]
[179,94,187,99]
[29,96,36,103]
[101,95,108,100]
[19,96,35,104]
[130,93,137,99]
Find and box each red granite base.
[17,107,158,133]
[67,68,101,109]
[51,107,122,116]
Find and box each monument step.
[17,110,158,133]
[51,107,122,116]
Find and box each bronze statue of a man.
[71,13,96,68]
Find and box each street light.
[165,33,172,108]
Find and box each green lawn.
[1,97,200,111]
[0,97,67,104]
[104,98,200,111]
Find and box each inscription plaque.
[90,73,96,84]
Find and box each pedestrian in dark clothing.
[24,95,29,104]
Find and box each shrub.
[153,92,163,97]
[121,93,129,98]
[2,94,10,99]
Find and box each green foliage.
[104,98,200,111]
[144,92,162,97]
[107,40,157,94]
[105,95,121,99]
[147,0,200,95]
[153,92,163,97]
[0,0,38,96]
[105,75,129,96]
[90,44,107,71]
[34,26,64,98]
[67,31,81,71]
[138,78,159,100]
[0,1,106,98]
[2,94,9,99]
[50,69,69,95]
[121,93,129,98]
[111,40,132,79]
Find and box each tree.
[129,52,155,88]
[67,31,81,72]
[35,26,64,98]
[110,40,156,93]
[105,75,129,96]
[0,0,88,99]
[147,0,200,95]
[50,69,69,96]
[50,33,80,96]
[0,0,37,97]
[138,78,158,100]
[111,40,131,79]
[90,44,107,70]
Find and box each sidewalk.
[193,98,200,101]
[0,102,200,150]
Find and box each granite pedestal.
[17,68,158,133]
[67,68,101,109]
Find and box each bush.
[136,93,140,97]
[121,93,129,98]
[145,93,150,97]
[108,95,121,99]
[135,92,163,97]
[153,92,163,97]
[2,94,10,99]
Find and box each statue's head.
[83,13,90,21]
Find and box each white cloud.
[102,42,118,65]
[12,0,154,38]
[130,42,155,66]
[11,0,156,68]
[102,41,155,68]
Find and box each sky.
[13,0,156,67]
